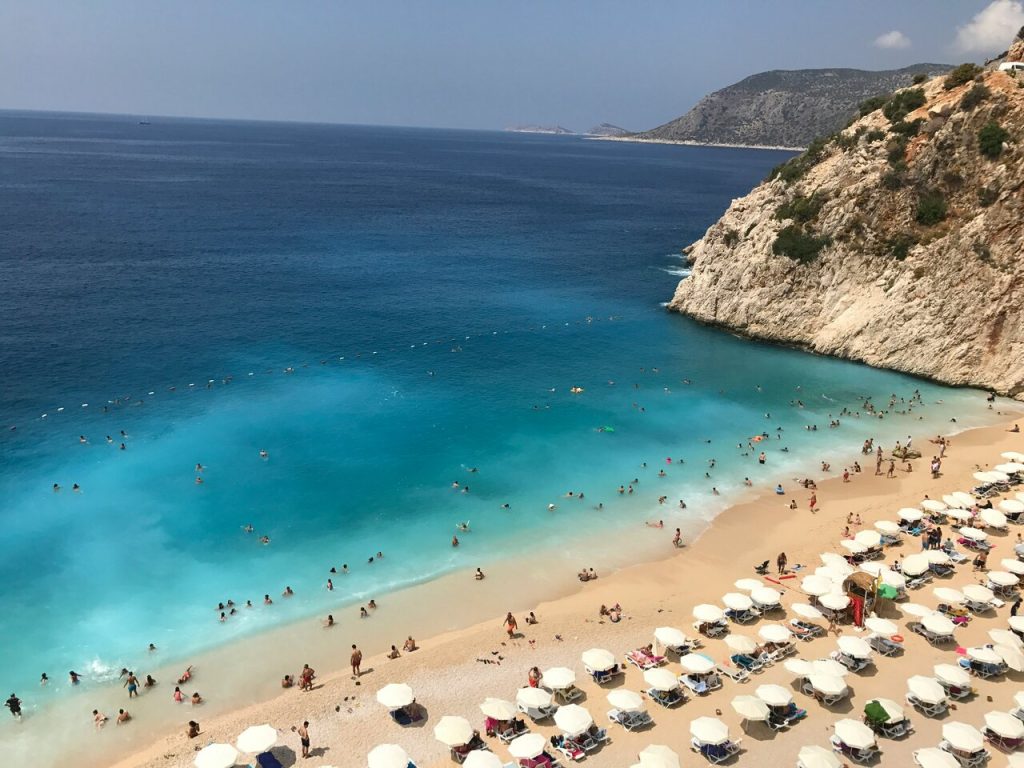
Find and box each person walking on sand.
[504,612,518,638]
[350,645,362,678]
[777,552,788,574]
[809,493,817,512]
[886,459,895,478]
[297,721,311,759]
[4,693,21,719]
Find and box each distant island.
[585,122,631,137]
[504,123,631,137]
[505,125,575,135]
[622,64,952,149]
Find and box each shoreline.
[587,135,806,152]
[64,405,1021,768]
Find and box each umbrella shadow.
[265,746,298,767]
[741,721,779,742]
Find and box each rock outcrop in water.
[633,64,950,148]
[670,37,1024,399]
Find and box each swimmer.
[282,586,294,597]
[195,463,203,472]
[456,521,470,532]
[324,614,335,628]
[264,594,273,605]
[53,483,60,492]
[79,435,87,444]
[259,535,270,544]
[475,567,485,580]
[646,520,664,528]
[259,449,268,459]
[452,535,459,547]
[360,606,369,618]
[548,503,556,511]
[69,671,81,685]
[326,579,333,591]
[72,483,80,492]
[368,599,377,609]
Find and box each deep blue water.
[0,112,996,704]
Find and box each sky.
[1,0,1022,131]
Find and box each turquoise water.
[0,113,999,712]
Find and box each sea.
[0,111,1006,721]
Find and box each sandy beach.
[45,406,1015,768]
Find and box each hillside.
[635,64,950,148]
[586,122,631,137]
[669,45,1024,398]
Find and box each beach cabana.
[831,718,877,763]
[1000,499,1024,516]
[755,684,791,707]
[833,635,873,672]
[934,664,973,699]
[552,704,592,737]
[981,507,1008,529]
[801,672,848,706]
[750,586,782,612]
[922,499,947,514]
[987,570,1019,596]
[800,575,832,597]
[994,643,1024,672]
[721,592,756,624]
[939,722,988,765]
[863,697,911,738]
[983,710,1024,751]
[377,683,415,709]
[734,578,762,592]
[643,667,683,708]
[540,667,580,703]
[480,698,517,721]
[898,508,925,524]
[756,624,793,657]
[961,584,996,613]
[194,744,240,768]
[906,675,948,717]
[797,745,841,768]
[368,744,413,768]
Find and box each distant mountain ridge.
[634,64,952,148]
[505,125,574,135]
[585,122,631,137]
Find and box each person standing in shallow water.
[350,645,362,678]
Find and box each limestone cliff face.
[670,62,1024,398]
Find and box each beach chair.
[518,702,556,722]
[767,711,789,731]
[625,649,665,670]
[256,753,285,768]
[718,659,750,683]
[962,598,994,614]
[725,608,756,625]
[905,693,947,718]
[909,622,955,645]
[584,664,623,685]
[692,739,740,764]
[518,752,561,768]
[984,727,1024,753]
[830,736,878,765]
[576,726,608,752]
[647,687,684,708]
[939,742,989,768]
[549,685,583,704]
[607,708,652,731]
[694,620,728,638]
[801,679,846,707]
[390,705,424,726]
[957,657,1005,679]
[680,674,709,695]
[868,635,903,656]
[936,679,973,701]
[906,572,933,590]
[768,643,797,663]
[549,738,584,762]
[730,653,762,673]
[451,738,487,764]
[986,579,1017,597]
[831,651,871,673]
[930,563,955,578]
[496,719,530,743]
[790,619,826,639]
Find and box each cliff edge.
[670,42,1024,398]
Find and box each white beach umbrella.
[880,568,905,588]
[902,602,933,618]
[943,494,968,510]
[479,698,517,720]
[864,617,898,636]
[434,716,475,747]
[974,471,1000,483]
[1000,499,1024,515]
[995,643,1024,671]
[981,508,1008,528]
[925,549,951,565]
[731,694,769,722]
[236,725,277,754]
[798,745,841,768]
[1010,615,1024,633]
[990,471,1011,483]
[818,592,850,611]
[607,689,645,713]
[837,635,872,659]
[962,584,995,603]
[553,704,593,737]
[507,733,547,760]
[907,675,946,704]
[950,491,976,507]
[815,566,848,583]
[858,561,883,576]
[801,575,832,597]
[722,592,754,611]
[989,570,1019,587]
[689,717,729,746]
[724,634,758,654]
[1002,452,1024,462]
[922,613,956,636]
[755,683,792,707]
[854,529,882,548]
[820,552,853,571]
[902,553,930,576]
[922,499,948,513]
[692,604,725,623]
[792,602,824,620]
[542,667,575,689]
[875,520,900,534]
[367,745,411,768]
[376,683,414,709]
[840,539,868,555]
[942,722,985,753]
[808,673,847,697]
[947,508,973,522]
[867,697,905,723]
[996,463,1024,474]
[734,578,763,592]
[516,687,553,709]
[967,646,1002,665]
[912,748,960,768]
[638,744,680,768]
[899,508,924,522]
[750,586,782,607]
[989,628,1024,648]
[581,648,615,671]
[985,711,1024,739]
[1015,691,1024,710]
[653,626,688,649]
[934,663,971,687]
[757,624,792,644]
[679,653,715,674]
[643,667,679,692]
[463,752,503,768]
[833,719,875,750]
[933,587,964,604]
[194,744,240,768]
[812,659,849,677]
[783,658,814,677]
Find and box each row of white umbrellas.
[194,725,279,768]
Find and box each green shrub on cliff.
[772,225,829,263]
[944,63,982,90]
[775,192,827,223]
[858,95,888,116]
[960,83,990,111]
[915,189,947,225]
[882,88,926,122]
[978,121,1009,158]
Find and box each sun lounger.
[868,635,903,656]
[518,752,561,768]
[681,674,709,695]
[518,703,556,721]
[625,649,665,670]
[962,598,995,614]
[930,563,955,578]
[256,753,285,768]
[939,742,989,768]
[936,678,973,700]
[957,657,1005,679]
[725,608,756,625]
[549,685,583,704]
[718,660,750,682]
[906,573,933,590]
[905,692,947,717]
[694,620,728,638]
[576,727,608,752]
[691,739,740,764]
[987,580,1017,597]
[984,728,1024,752]
[730,653,762,673]
[909,622,955,645]
[496,720,530,743]
[584,664,623,685]
[790,619,826,638]
[550,739,584,762]
[607,708,652,731]
[646,687,684,708]
[830,737,878,765]
[768,643,797,663]
[831,651,871,673]
[451,737,488,764]
[767,711,789,731]
[800,679,846,706]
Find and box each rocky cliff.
[635,64,950,148]
[670,46,1024,398]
